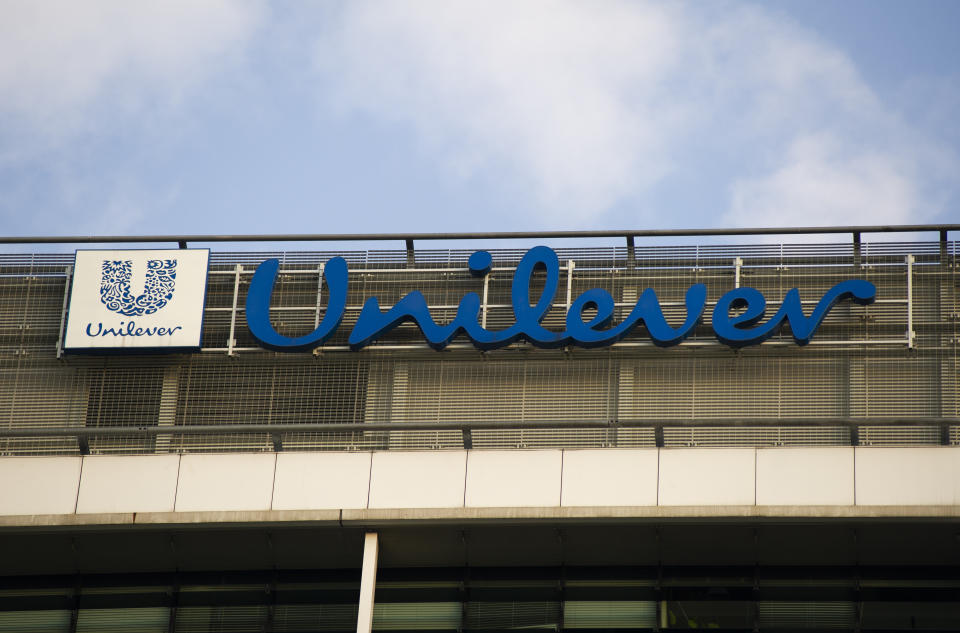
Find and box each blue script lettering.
[246,257,348,351]
[244,246,876,351]
[85,321,183,337]
[712,280,876,347]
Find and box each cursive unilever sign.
[246,246,876,352]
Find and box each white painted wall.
[76,454,179,514]
[658,448,755,506]
[756,447,854,506]
[273,452,371,510]
[1,446,959,517]
[561,449,658,507]
[465,450,562,508]
[855,447,960,505]
[175,453,276,512]
[368,450,466,509]
[0,456,81,515]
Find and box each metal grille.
[857,425,942,446]
[0,241,956,454]
[663,426,850,447]
[758,601,856,628]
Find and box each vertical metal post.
[227,264,242,356]
[56,265,73,359]
[940,229,949,273]
[906,254,915,349]
[313,263,326,329]
[166,583,179,633]
[68,576,80,633]
[155,366,180,454]
[565,260,575,310]
[311,263,327,357]
[481,272,490,330]
[853,232,862,269]
[626,235,635,269]
[357,531,379,633]
[734,257,743,288]
[405,239,415,267]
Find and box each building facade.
[0,227,958,631]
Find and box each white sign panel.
[64,249,210,352]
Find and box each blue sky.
[1,0,958,241]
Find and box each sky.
[1,0,958,244]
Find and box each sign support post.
[357,531,379,633]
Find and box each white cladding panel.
[76,454,180,514]
[175,454,276,512]
[855,447,960,505]
[756,448,854,506]
[3,446,960,518]
[658,448,756,506]
[273,452,371,510]
[0,457,81,516]
[465,450,562,508]
[561,449,658,507]
[368,451,467,509]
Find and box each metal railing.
[2,222,957,253]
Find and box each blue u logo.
[100,260,177,316]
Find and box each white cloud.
[0,0,265,140]
[313,0,956,227]
[726,133,920,228]
[314,0,690,221]
[0,0,266,234]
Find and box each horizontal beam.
[1,417,956,438]
[1,224,957,245]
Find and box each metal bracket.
[227,264,243,356]
[906,254,915,349]
[56,265,73,359]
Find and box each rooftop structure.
[0,225,958,631]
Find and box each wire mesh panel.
[663,426,850,448]
[758,601,856,629]
[174,606,268,633]
[75,607,169,632]
[857,425,941,446]
[0,241,955,453]
[0,610,71,632]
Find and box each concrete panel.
[561,449,658,507]
[855,447,960,506]
[368,451,466,509]
[272,452,371,510]
[756,448,854,506]
[175,453,276,512]
[0,457,82,516]
[465,450,562,508]
[77,454,180,514]
[658,448,755,506]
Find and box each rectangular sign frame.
[63,249,210,353]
